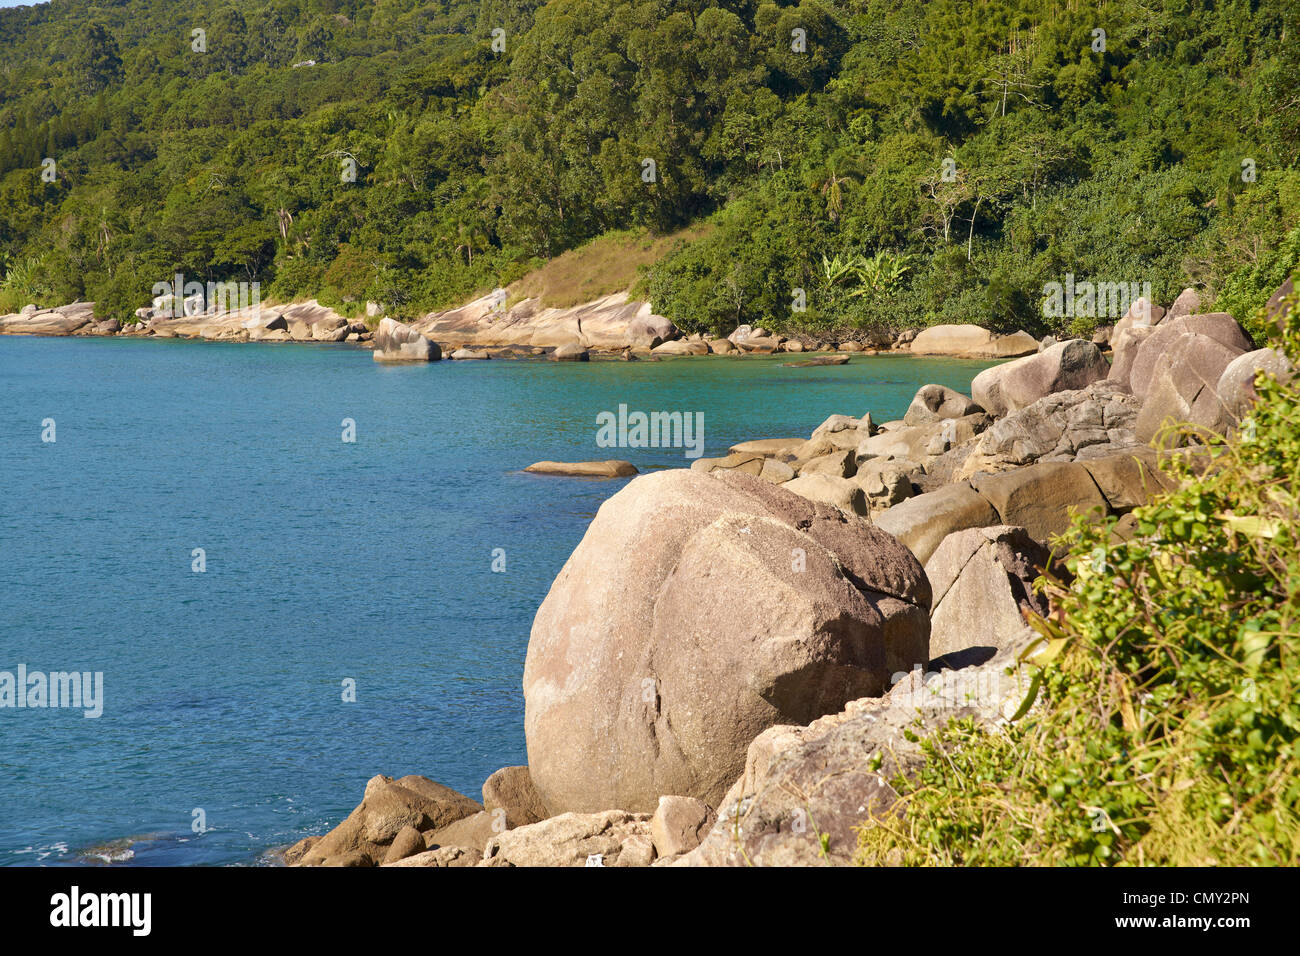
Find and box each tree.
[71,24,123,95]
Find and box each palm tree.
[814,153,866,223]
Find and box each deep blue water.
[0,336,993,865]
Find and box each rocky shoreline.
[269,281,1293,868]
[0,291,1050,362]
[12,282,1290,866]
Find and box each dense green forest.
[1,0,1297,336]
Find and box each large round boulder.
[910,325,1038,358]
[971,339,1110,416]
[372,317,441,362]
[903,384,983,425]
[1216,348,1294,423]
[522,470,931,815]
[1127,313,1251,400]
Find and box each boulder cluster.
[288,283,1291,867]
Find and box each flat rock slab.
[727,438,805,458]
[524,460,638,478]
[783,355,850,367]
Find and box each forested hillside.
[1,0,1297,336]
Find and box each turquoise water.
[0,336,994,865]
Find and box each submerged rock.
[524,460,637,478]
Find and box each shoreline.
[16,286,1275,867]
[0,294,1051,361]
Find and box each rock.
[1128,313,1252,400]
[971,339,1111,416]
[811,414,868,450]
[628,313,673,349]
[524,460,638,478]
[873,482,1000,563]
[838,340,863,352]
[1134,332,1248,442]
[798,448,857,478]
[958,381,1142,476]
[1112,297,1166,339]
[296,775,482,866]
[383,846,479,867]
[903,384,983,426]
[523,469,932,813]
[372,317,441,362]
[675,640,1037,866]
[735,335,781,353]
[653,339,709,356]
[482,766,548,829]
[784,355,849,367]
[857,414,989,465]
[480,811,655,867]
[282,836,319,866]
[1264,277,1296,331]
[924,526,1054,659]
[969,462,1108,542]
[690,452,765,477]
[1092,325,1113,348]
[759,458,796,484]
[312,315,349,341]
[651,796,715,859]
[1038,335,1057,352]
[780,339,805,353]
[427,810,498,852]
[416,291,676,351]
[1215,348,1294,424]
[910,325,1039,358]
[710,338,736,354]
[910,325,993,356]
[450,347,489,359]
[0,302,95,336]
[382,825,427,864]
[1079,449,1178,512]
[1165,287,1201,322]
[852,458,915,512]
[728,438,804,458]
[551,343,590,361]
[1107,324,1155,391]
[782,474,869,516]
[788,435,836,470]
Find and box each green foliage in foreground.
[0,0,1298,333]
[856,280,1300,867]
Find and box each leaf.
[1007,670,1043,723]
[1218,514,1281,539]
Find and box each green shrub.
[857,274,1300,866]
